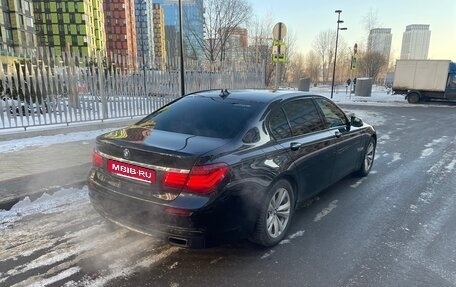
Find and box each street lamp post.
[178,0,185,96]
[330,10,347,99]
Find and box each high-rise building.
[135,0,154,69]
[104,0,137,67]
[0,0,37,59]
[152,3,166,69]
[153,0,204,61]
[368,28,392,61]
[32,0,105,58]
[400,24,431,59]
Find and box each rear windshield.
[137,95,262,138]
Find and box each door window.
[282,99,324,136]
[314,98,347,129]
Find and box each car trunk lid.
[93,128,229,201]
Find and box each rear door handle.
[334,131,342,138]
[290,142,302,151]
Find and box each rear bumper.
[89,188,207,248]
[87,168,255,248]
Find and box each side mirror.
[350,115,364,127]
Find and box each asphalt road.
[1,103,456,287]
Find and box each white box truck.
[392,59,456,104]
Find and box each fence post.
[98,51,108,120]
[66,48,80,110]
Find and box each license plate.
[107,159,156,183]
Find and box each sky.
[249,0,456,61]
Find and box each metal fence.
[0,49,265,130]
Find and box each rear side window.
[137,96,261,138]
[282,99,324,136]
[314,98,347,129]
[269,108,292,140]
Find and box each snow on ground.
[314,87,407,105]
[313,200,339,222]
[0,129,117,153]
[0,186,179,286]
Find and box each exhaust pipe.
[168,236,189,247]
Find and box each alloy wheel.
[364,141,375,172]
[266,187,291,238]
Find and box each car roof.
[190,89,321,104]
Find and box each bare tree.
[313,30,336,84]
[248,14,273,61]
[304,50,320,84]
[358,51,387,82]
[282,28,297,85]
[247,14,273,86]
[286,52,305,85]
[335,40,352,83]
[186,0,252,63]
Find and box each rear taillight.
[92,149,104,167]
[164,171,187,189]
[164,163,229,195]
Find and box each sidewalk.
[0,117,139,209]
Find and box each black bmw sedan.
[87,89,376,248]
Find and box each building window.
[19,15,24,28]
[5,29,12,42]
[3,12,10,26]
[21,31,26,44]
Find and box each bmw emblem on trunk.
[123,148,130,159]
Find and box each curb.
[0,163,91,210]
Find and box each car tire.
[407,93,420,104]
[356,137,376,177]
[251,179,294,247]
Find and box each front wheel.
[407,92,420,104]
[356,137,376,177]
[250,179,294,247]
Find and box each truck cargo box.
[392,60,451,92]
